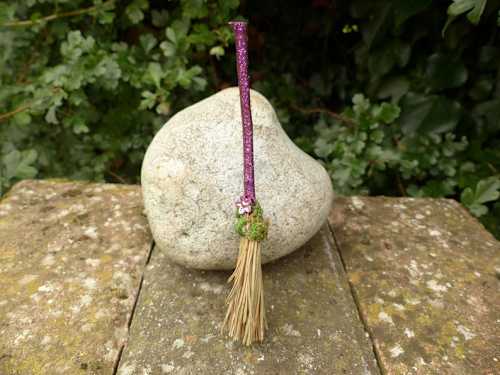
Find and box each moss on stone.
[330,196,500,375]
[234,201,269,242]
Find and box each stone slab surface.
[329,196,500,375]
[0,180,152,374]
[118,225,380,375]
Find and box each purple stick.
[230,21,255,206]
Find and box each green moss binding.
[234,201,268,242]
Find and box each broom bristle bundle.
[222,236,267,345]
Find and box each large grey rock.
[141,87,333,270]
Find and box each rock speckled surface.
[0,180,152,374]
[329,196,500,375]
[117,226,379,375]
[141,87,333,270]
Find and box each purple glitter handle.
[230,21,256,206]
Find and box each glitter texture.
[230,21,256,206]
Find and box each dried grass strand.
[222,237,267,345]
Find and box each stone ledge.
[2,180,498,374]
[117,225,380,375]
[330,196,500,375]
[0,180,152,374]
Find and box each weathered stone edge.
[326,220,384,374]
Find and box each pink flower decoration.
[235,196,253,215]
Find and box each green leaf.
[3,150,21,179]
[192,76,207,91]
[147,63,164,87]
[447,0,476,17]
[314,138,335,158]
[140,34,157,54]
[170,19,190,38]
[444,0,487,34]
[160,41,176,57]
[369,130,384,143]
[3,149,38,180]
[69,90,87,106]
[189,24,216,46]
[166,27,177,43]
[209,46,225,58]
[126,5,143,24]
[352,94,370,115]
[466,0,487,23]
[61,31,95,60]
[373,102,401,124]
[447,0,487,23]
[139,91,157,110]
[126,0,149,24]
[461,177,500,217]
[156,102,171,115]
[474,99,500,131]
[152,10,169,27]
[175,65,203,88]
[95,57,121,90]
[419,179,456,198]
[0,3,16,23]
[97,10,114,25]
[423,97,462,133]
[376,76,410,102]
[73,121,89,134]
[181,0,208,19]
[45,106,59,124]
[425,53,467,90]
[471,177,500,204]
[220,0,239,10]
[367,41,411,78]
[368,46,395,78]
[400,93,462,134]
[14,112,31,126]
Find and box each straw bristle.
[222,237,267,345]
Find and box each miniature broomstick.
[221,20,269,346]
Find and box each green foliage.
[313,94,469,199]
[461,177,500,216]
[1,0,499,238]
[248,0,500,237]
[0,0,238,195]
[445,0,488,32]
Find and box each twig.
[395,173,407,196]
[487,163,498,174]
[291,104,356,126]
[209,55,221,89]
[1,0,114,28]
[0,104,30,123]
[106,170,128,184]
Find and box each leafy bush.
[1,0,499,238]
[0,0,238,193]
[249,0,500,237]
